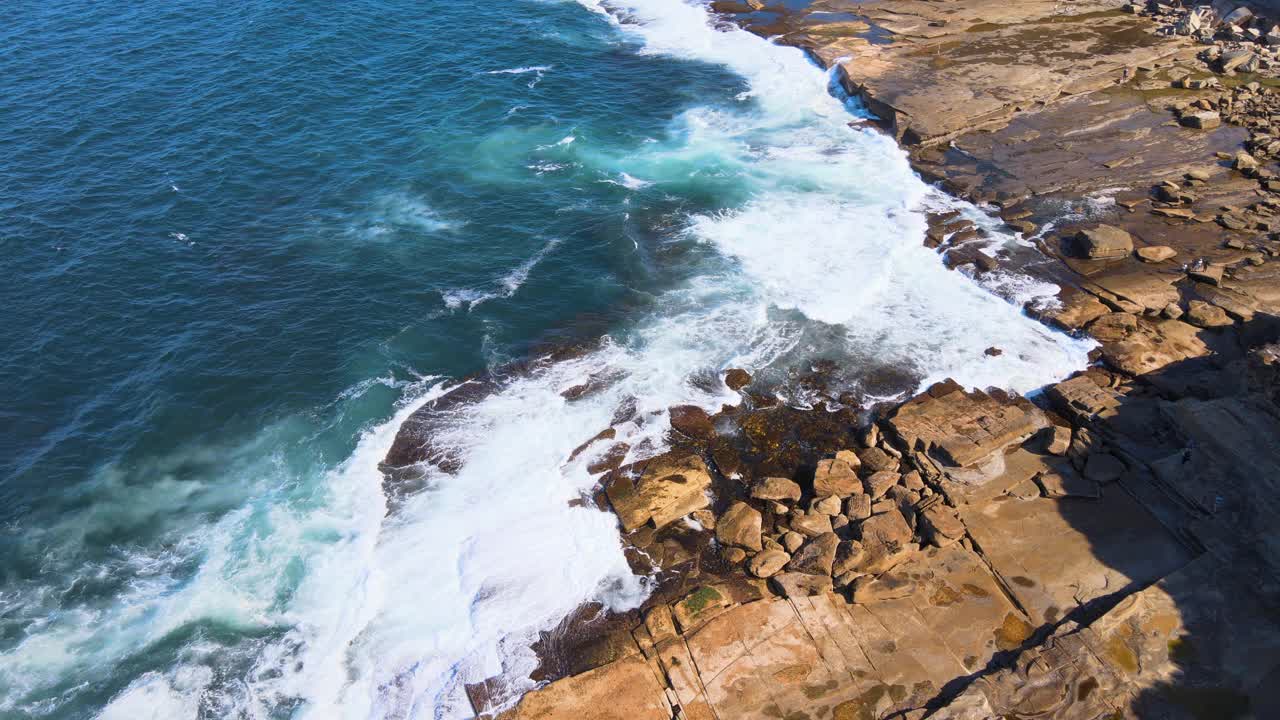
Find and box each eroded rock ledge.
[379,1,1280,717]
[495,337,1280,719]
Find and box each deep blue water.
[1,0,740,501]
[0,0,1091,717]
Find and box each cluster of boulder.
[1147,1,1280,49]
[718,438,952,600]
[497,326,1280,719]
[922,210,1005,273]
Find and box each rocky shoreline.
[383,1,1280,717]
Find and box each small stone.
[1185,300,1234,327]
[1043,424,1072,456]
[857,424,880,448]
[974,250,999,272]
[1136,245,1177,263]
[1163,302,1184,320]
[672,586,730,632]
[844,493,872,521]
[1218,214,1251,231]
[1235,151,1260,172]
[812,495,843,516]
[691,509,716,531]
[781,530,804,553]
[870,499,896,515]
[750,476,801,503]
[748,549,790,578]
[833,570,863,589]
[901,470,925,491]
[984,346,1003,356]
[1152,207,1196,219]
[853,506,915,574]
[1007,219,1038,235]
[722,546,747,564]
[1179,111,1222,130]
[831,514,849,531]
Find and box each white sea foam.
[483,65,553,75]
[14,2,1095,719]
[599,171,653,189]
[441,237,562,311]
[98,668,212,720]
[483,64,552,88]
[354,192,461,240]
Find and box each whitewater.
[1,1,1093,719]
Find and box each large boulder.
[1179,111,1222,130]
[750,476,801,503]
[863,470,900,500]
[1041,289,1109,330]
[857,447,900,474]
[748,549,790,578]
[854,507,915,574]
[770,571,832,597]
[1185,300,1233,328]
[813,456,861,497]
[1075,225,1133,259]
[832,540,866,576]
[723,368,752,391]
[886,379,1047,469]
[606,453,712,531]
[668,405,715,441]
[789,511,834,538]
[1098,319,1210,376]
[716,501,763,551]
[1137,245,1177,263]
[920,503,966,547]
[785,532,840,576]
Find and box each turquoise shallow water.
[0,0,1093,717]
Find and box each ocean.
[0,0,1093,717]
